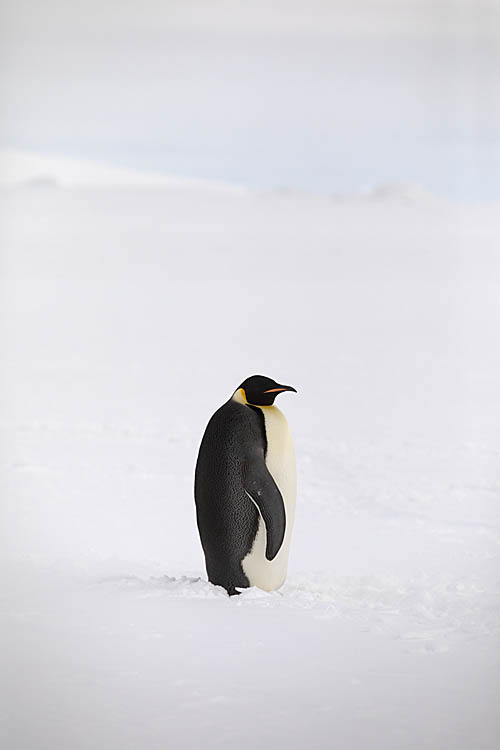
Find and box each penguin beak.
[263,385,297,394]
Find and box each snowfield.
[1,152,499,749]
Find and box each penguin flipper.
[244,464,286,561]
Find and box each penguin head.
[236,375,297,407]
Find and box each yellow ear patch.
[232,388,248,405]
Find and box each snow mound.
[0,148,243,191]
[96,574,229,598]
[362,181,443,204]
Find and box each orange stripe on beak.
[263,388,288,393]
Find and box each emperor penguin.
[194,375,297,595]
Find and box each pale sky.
[1,1,499,199]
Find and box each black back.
[194,398,286,595]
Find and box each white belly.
[242,404,296,591]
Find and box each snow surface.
[0,149,242,191]
[1,152,499,749]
